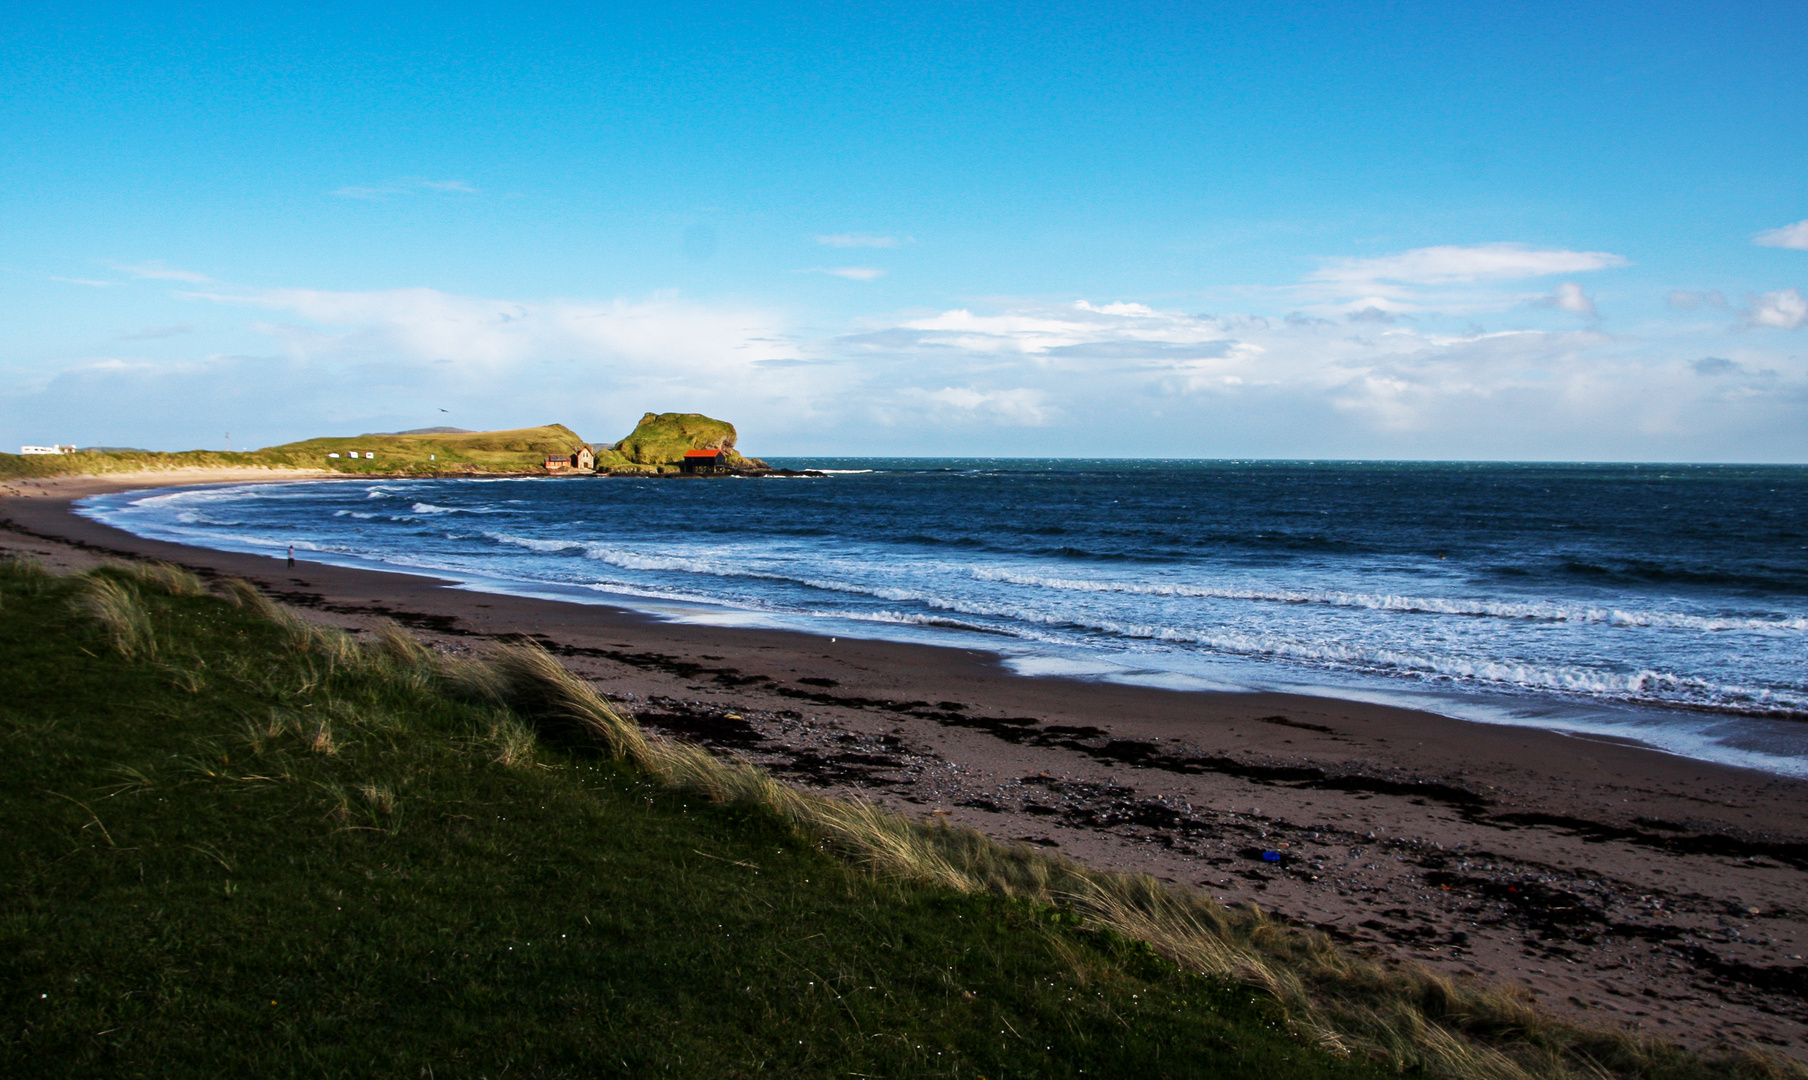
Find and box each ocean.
[79,460,1808,776]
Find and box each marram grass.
[453,636,1804,1080]
[7,554,1802,1080]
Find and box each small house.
[680,448,727,475]
[544,446,595,473]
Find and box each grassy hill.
[267,423,592,474]
[1,417,771,479]
[612,411,765,469]
[0,558,1380,1079]
[0,424,591,480]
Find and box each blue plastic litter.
[1261,850,1282,862]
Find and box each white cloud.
[190,286,792,374]
[1308,244,1627,287]
[50,276,115,287]
[814,234,908,248]
[112,260,212,284]
[1291,243,1627,316]
[1754,220,1808,250]
[1745,288,1807,330]
[1537,281,1597,318]
[800,266,887,281]
[908,386,1051,426]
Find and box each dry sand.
[5,470,1806,1058]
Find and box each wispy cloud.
[112,260,212,284]
[1294,243,1628,315]
[50,276,114,287]
[799,266,887,281]
[120,323,194,340]
[1753,220,1808,250]
[187,286,793,377]
[1309,244,1627,287]
[814,234,909,248]
[332,178,479,199]
[906,386,1051,426]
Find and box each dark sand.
[6,471,1807,1056]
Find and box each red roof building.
[680,448,727,474]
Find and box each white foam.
[968,567,1807,634]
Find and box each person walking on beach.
[287,545,295,568]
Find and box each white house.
[20,445,74,455]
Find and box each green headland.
[0,412,771,479]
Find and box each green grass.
[0,560,1378,1078]
[0,416,774,478]
[614,411,761,469]
[0,424,599,479]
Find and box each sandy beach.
[6,469,1807,1058]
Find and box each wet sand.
[5,470,1806,1057]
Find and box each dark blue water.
[81,460,1808,774]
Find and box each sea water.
[79,460,1808,776]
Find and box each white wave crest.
[487,533,587,554]
[968,568,1807,634]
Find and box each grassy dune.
[1,557,1798,1078]
[0,559,1371,1078]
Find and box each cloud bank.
[8,240,1805,460]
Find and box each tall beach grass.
[42,559,1808,1080]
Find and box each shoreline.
[5,469,1808,1056]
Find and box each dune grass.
[1,558,1385,1079]
[4,558,1800,1079]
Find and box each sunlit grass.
[4,556,1799,1080]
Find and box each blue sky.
[4,1,1805,460]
